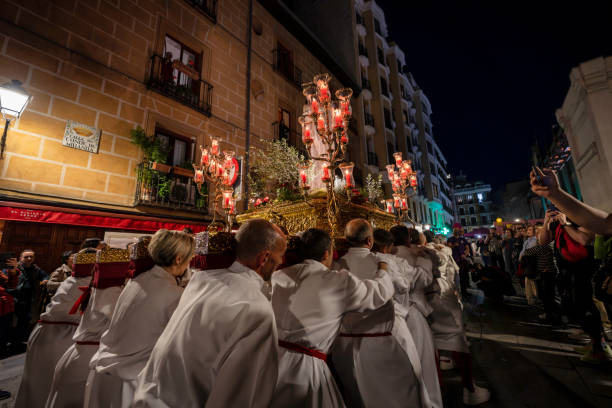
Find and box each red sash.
[278,340,327,362]
[38,319,79,326]
[69,286,91,315]
[339,332,392,337]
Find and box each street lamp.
[0,80,32,159]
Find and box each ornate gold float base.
[236,197,396,237]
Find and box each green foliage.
[365,173,384,203]
[130,126,168,164]
[157,177,171,199]
[248,138,305,201]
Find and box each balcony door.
[156,129,193,168]
[163,35,200,94]
[277,42,292,79]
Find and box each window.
[397,59,402,72]
[156,128,193,167]
[402,110,409,125]
[469,207,475,215]
[377,47,385,65]
[374,18,382,35]
[433,184,439,198]
[427,142,433,154]
[461,218,466,227]
[477,192,484,202]
[380,76,388,96]
[471,217,477,225]
[384,108,392,129]
[273,42,301,86]
[481,215,488,224]
[278,107,290,141]
[479,205,486,212]
[163,35,200,94]
[387,142,394,164]
[459,207,465,215]
[457,195,463,204]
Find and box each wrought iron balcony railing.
[272,49,302,88]
[135,162,208,213]
[146,54,213,116]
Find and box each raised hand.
[530,167,560,198]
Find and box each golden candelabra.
[193,136,236,230]
[384,151,418,224]
[298,73,354,238]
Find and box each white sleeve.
[207,305,278,408]
[342,268,394,312]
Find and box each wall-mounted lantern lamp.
[0,80,32,159]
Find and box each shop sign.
[62,120,101,153]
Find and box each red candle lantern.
[386,165,395,181]
[194,169,204,183]
[255,198,262,207]
[303,84,319,114]
[222,189,233,209]
[298,162,311,189]
[200,147,209,166]
[228,198,236,215]
[409,174,417,187]
[393,194,402,209]
[402,160,412,174]
[393,152,402,167]
[333,108,343,129]
[340,132,348,144]
[317,113,326,132]
[401,197,408,210]
[314,73,331,103]
[210,138,219,155]
[321,162,330,182]
[339,162,354,188]
[386,199,394,213]
[299,115,314,146]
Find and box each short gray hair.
[236,219,283,261]
[345,218,372,247]
[148,229,195,266]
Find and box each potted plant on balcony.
[130,127,171,201]
[173,160,195,178]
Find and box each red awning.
[0,204,207,232]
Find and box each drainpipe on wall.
[243,0,253,208]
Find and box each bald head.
[345,218,373,248]
[236,219,285,261]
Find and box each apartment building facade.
[353,0,453,231]
[453,179,493,233]
[0,0,356,272]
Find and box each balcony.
[272,49,302,88]
[362,78,371,90]
[135,162,207,213]
[358,44,368,57]
[364,112,375,127]
[367,151,378,166]
[184,0,218,22]
[146,54,213,116]
[356,13,364,26]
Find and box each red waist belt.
[278,340,327,362]
[75,340,100,346]
[38,319,79,326]
[339,332,392,337]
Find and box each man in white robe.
[425,231,491,406]
[45,256,126,408]
[330,219,433,408]
[86,231,189,408]
[15,250,94,408]
[390,225,443,408]
[271,228,397,408]
[132,219,286,408]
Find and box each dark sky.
[377,0,612,189]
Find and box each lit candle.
[302,127,313,144]
[401,198,408,210]
[402,160,412,173]
[344,170,352,187]
[321,163,330,182]
[194,169,204,183]
[334,109,343,129]
[217,163,224,178]
[200,148,209,166]
[208,159,216,174]
[255,198,262,207]
[320,84,329,101]
[317,114,325,130]
[263,196,270,203]
[311,99,319,114]
[300,169,307,186]
[341,100,350,115]
[393,195,401,208]
[393,152,402,167]
[386,200,394,213]
[229,198,236,214]
[222,190,232,209]
[410,174,417,187]
[340,133,348,144]
[386,165,395,181]
[211,138,219,155]
[400,168,408,179]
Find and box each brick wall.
[0,0,345,211]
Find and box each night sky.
[377,1,612,189]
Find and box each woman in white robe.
[270,228,396,408]
[85,230,190,408]
[45,250,128,408]
[15,253,93,408]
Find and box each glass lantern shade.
[402,160,412,174]
[298,115,314,146]
[210,137,220,155]
[409,174,417,187]
[385,199,394,213]
[303,84,319,114]
[401,197,408,210]
[386,165,395,181]
[223,150,235,167]
[0,80,31,118]
[393,194,402,208]
[228,198,236,214]
[313,73,331,102]
[222,189,233,209]
[321,162,331,182]
[339,162,354,188]
[194,169,204,184]
[200,147,209,166]
[393,152,402,167]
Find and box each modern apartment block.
[453,176,493,232]
[354,0,453,231]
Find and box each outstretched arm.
[531,167,612,235]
